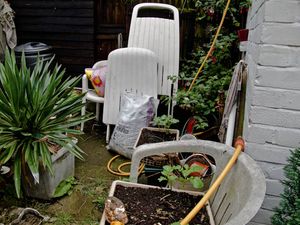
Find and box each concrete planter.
[100,180,215,225]
[23,140,77,200]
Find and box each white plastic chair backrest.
[130,140,266,225]
[102,47,158,125]
[128,3,179,97]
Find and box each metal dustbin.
[14,42,54,69]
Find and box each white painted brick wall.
[244,0,300,224]
[258,44,300,67]
[265,0,300,23]
[246,142,290,164]
[257,161,284,180]
[252,87,300,110]
[252,209,273,224]
[262,195,281,211]
[255,67,300,90]
[261,23,300,46]
[250,107,300,129]
[247,124,300,148]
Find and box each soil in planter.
[136,129,177,147]
[136,129,180,186]
[112,185,210,225]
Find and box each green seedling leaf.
[190,176,204,189]
[158,176,167,182]
[170,222,181,225]
[159,164,205,191]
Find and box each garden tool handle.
[234,136,245,150]
[180,137,245,225]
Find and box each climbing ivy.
[175,0,251,131]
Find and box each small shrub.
[0,49,92,197]
[158,164,204,190]
[152,115,179,130]
[271,148,300,225]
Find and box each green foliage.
[77,177,109,209]
[158,164,204,190]
[173,0,250,131]
[176,33,236,130]
[93,195,107,209]
[170,222,184,225]
[152,115,179,130]
[78,217,99,225]
[271,148,300,225]
[53,176,77,198]
[54,212,76,225]
[0,49,93,198]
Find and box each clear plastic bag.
[104,197,128,224]
[108,93,156,158]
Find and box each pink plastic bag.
[85,66,107,97]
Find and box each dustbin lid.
[15,42,52,55]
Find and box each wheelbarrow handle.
[180,137,245,225]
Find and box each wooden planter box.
[100,180,215,225]
[23,140,77,200]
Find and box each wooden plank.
[54,49,94,58]
[50,41,94,50]
[16,24,93,34]
[96,34,120,40]
[59,58,94,65]
[14,8,93,17]
[12,0,95,75]
[96,26,125,34]
[63,64,92,75]
[19,33,94,42]
[12,1,93,9]
[16,17,93,26]
[97,24,125,28]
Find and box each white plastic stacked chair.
[103,47,158,142]
[81,3,179,139]
[81,60,107,131]
[128,3,180,114]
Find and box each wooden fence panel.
[10,0,195,74]
[11,0,94,76]
[95,0,195,62]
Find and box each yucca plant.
[0,49,92,198]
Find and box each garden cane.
[180,137,245,225]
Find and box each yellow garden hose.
[188,0,232,92]
[107,155,145,176]
[180,137,245,225]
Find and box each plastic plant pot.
[237,29,249,42]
